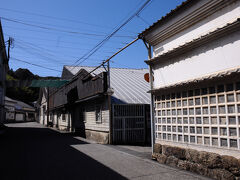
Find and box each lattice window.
[154,82,240,150]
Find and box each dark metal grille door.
[112,104,145,144]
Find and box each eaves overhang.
[145,18,240,66]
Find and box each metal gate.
[112,104,147,144]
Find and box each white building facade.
[139,0,240,179]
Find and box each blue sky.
[1,0,185,77]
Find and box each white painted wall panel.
[153,1,240,57]
[153,31,240,89]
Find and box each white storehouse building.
[139,0,240,179]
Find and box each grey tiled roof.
[64,66,151,104]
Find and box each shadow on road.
[0,126,127,180]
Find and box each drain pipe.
[143,39,155,154]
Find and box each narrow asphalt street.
[0,122,210,180]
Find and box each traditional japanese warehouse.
[38,66,151,145]
[139,0,240,179]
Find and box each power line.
[70,0,151,71]
[1,17,135,38]
[0,7,138,34]
[11,57,62,72]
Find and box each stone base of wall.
[85,130,109,144]
[152,143,240,180]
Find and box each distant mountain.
[6,68,59,105]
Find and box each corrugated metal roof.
[64,66,151,104]
[138,0,194,38]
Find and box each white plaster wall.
[39,92,47,125]
[153,31,240,89]
[153,0,240,57]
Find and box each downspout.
[143,39,155,154]
[107,61,113,144]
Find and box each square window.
[177,109,182,115]
[237,105,240,113]
[211,117,217,124]
[158,118,161,124]
[189,108,194,115]
[204,137,210,145]
[197,127,202,134]
[196,117,202,124]
[162,102,166,108]
[220,138,228,147]
[237,93,240,102]
[163,133,166,139]
[183,100,187,106]
[167,110,171,116]
[177,118,182,124]
[204,127,209,134]
[162,126,166,131]
[171,101,176,107]
[178,135,182,142]
[172,109,176,115]
[158,111,161,116]
[157,103,161,108]
[166,101,170,108]
[195,98,201,105]
[184,126,188,133]
[227,94,234,102]
[203,117,209,124]
[188,99,194,106]
[203,107,208,114]
[190,127,195,133]
[219,117,226,125]
[172,126,176,132]
[195,108,201,115]
[190,136,195,143]
[183,117,188,124]
[167,118,171,124]
[210,106,217,114]
[184,135,189,142]
[172,118,176,124]
[167,134,171,140]
[183,108,188,115]
[228,105,235,114]
[173,134,177,141]
[211,127,218,135]
[220,128,227,136]
[177,100,181,107]
[171,93,176,99]
[229,128,237,136]
[162,118,166,123]
[229,116,236,125]
[210,96,216,104]
[202,97,208,104]
[218,95,225,103]
[230,139,238,148]
[178,126,183,132]
[212,138,218,146]
[197,136,203,144]
[162,110,166,116]
[189,117,195,124]
[219,106,226,114]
